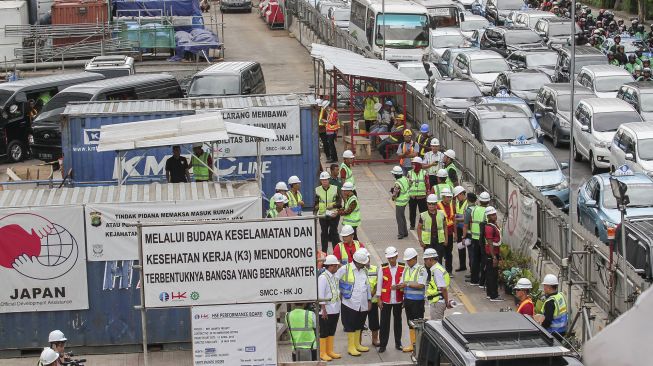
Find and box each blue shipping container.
[61,95,320,208]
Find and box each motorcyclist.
[638,68,653,81]
[614,45,628,65]
[625,54,638,74]
[609,34,622,53]
[607,52,620,66]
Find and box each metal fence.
[287,0,650,331]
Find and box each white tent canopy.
[97,112,277,152]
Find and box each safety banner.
[85,197,262,261]
[0,206,89,313]
[141,217,317,308]
[192,303,277,366]
[504,181,538,250]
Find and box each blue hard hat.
[420,124,429,133]
[385,100,393,106]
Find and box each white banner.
[141,218,317,308]
[211,105,301,157]
[85,197,261,261]
[192,303,277,366]
[0,206,88,313]
[504,181,538,250]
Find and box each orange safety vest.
[437,201,455,228]
[517,297,534,316]
[325,109,340,133]
[380,263,405,303]
[399,142,415,166]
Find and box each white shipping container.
[0,1,28,61]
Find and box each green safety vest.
[286,309,316,350]
[191,152,210,181]
[434,182,452,200]
[420,210,446,244]
[408,170,427,197]
[363,97,379,120]
[545,292,568,334]
[444,162,459,187]
[455,199,468,227]
[342,195,361,227]
[320,271,339,304]
[426,262,450,303]
[395,177,410,207]
[368,264,378,303]
[315,185,338,216]
[402,264,425,300]
[470,205,487,240]
[340,163,355,185]
[267,208,280,218]
[337,240,361,265]
[288,190,303,209]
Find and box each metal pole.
[136,224,149,366]
[566,0,577,270]
[256,139,262,192]
[382,0,386,61]
[621,209,628,308]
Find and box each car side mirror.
[459,68,469,75]
[243,87,252,94]
[535,112,543,119]
[586,199,598,208]
[625,152,634,161]
[460,13,465,22]
[560,162,569,169]
[581,125,590,132]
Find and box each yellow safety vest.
[426,262,450,303]
[191,152,210,181]
[420,210,446,244]
[363,97,379,120]
[315,185,338,216]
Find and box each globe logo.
[160,292,170,302]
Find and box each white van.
[575,65,634,99]
[610,122,653,175]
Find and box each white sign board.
[211,105,301,157]
[0,206,89,313]
[504,181,538,249]
[141,218,317,308]
[192,303,277,366]
[85,197,261,261]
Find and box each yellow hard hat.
[366,85,375,92]
[396,114,405,121]
[403,129,413,136]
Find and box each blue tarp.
[113,0,204,30]
[168,29,221,61]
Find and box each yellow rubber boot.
[354,330,369,352]
[347,332,361,356]
[402,329,415,353]
[326,336,341,359]
[320,338,332,361]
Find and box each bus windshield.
[376,13,429,49]
[427,7,459,28]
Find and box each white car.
[610,122,653,176]
[428,28,471,59]
[572,98,643,174]
[460,13,490,38]
[396,62,441,94]
[575,65,635,99]
[452,49,509,94]
[512,10,556,29]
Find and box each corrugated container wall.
[0,1,29,62]
[52,0,108,45]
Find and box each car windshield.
[505,30,542,44]
[593,111,642,132]
[471,58,509,73]
[188,75,240,96]
[504,150,558,172]
[332,8,349,21]
[603,182,653,209]
[40,92,93,113]
[548,23,575,37]
[622,41,642,53]
[376,14,429,48]
[498,0,524,10]
[511,73,551,91]
[574,57,607,70]
[594,75,634,93]
[461,19,489,31]
[525,52,557,67]
[435,83,482,98]
[431,34,466,48]
[399,65,428,80]
[556,94,593,111]
[0,90,12,107]
[641,93,653,112]
[638,139,653,160]
[480,117,534,140]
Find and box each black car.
[533,17,581,45]
[480,26,547,57]
[533,83,594,147]
[617,82,653,122]
[506,49,559,78]
[618,216,653,281]
[485,0,526,26]
[553,45,607,83]
[431,80,482,125]
[491,69,552,108]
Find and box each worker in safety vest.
[375,246,405,353]
[317,99,329,161]
[407,156,429,230]
[339,150,356,186]
[424,248,451,321]
[338,182,361,239]
[315,171,341,252]
[318,255,342,361]
[432,169,453,200]
[324,101,340,163]
[396,130,418,176]
[436,188,456,274]
[335,248,371,357]
[377,114,406,159]
[514,278,534,317]
[415,124,432,158]
[539,274,568,339]
[484,206,503,301]
[360,248,380,347]
[423,138,443,188]
[286,303,317,361]
[453,186,468,272]
[267,193,296,218]
[442,149,460,187]
[464,191,490,286]
[287,175,304,216]
[362,86,380,134]
[397,248,427,353]
[191,143,212,182]
[333,225,365,265]
[391,166,410,239]
[417,194,446,251]
[269,181,289,210]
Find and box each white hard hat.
[436,169,448,178]
[385,246,399,258]
[192,142,203,148]
[444,149,456,159]
[343,150,355,159]
[403,247,418,261]
[288,175,301,185]
[423,248,438,259]
[342,182,355,191]
[315,98,322,105]
[391,166,403,175]
[441,188,453,197]
[324,254,339,266]
[479,191,491,202]
[321,100,330,108]
[542,274,559,286]
[430,138,440,146]
[353,248,370,264]
[514,278,533,290]
[411,156,423,164]
[272,193,287,203]
[48,330,67,343]
[426,194,438,203]
[319,171,330,180]
[485,206,497,216]
[359,248,370,257]
[275,181,289,191]
[40,348,59,365]
[340,225,355,237]
[453,186,466,197]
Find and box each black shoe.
[397,235,403,239]
[410,226,415,230]
[465,274,471,279]
[395,344,403,350]
[456,268,467,272]
[379,346,386,353]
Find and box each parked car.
[477,96,543,142]
[610,122,653,175]
[428,28,471,60]
[600,36,653,58]
[452,49,509,94]
[328,5,350,29]
[577,172,653,242]
[617,81,653,121]
[554,45,607,83]
[485,0,526,26]
[618,217,653,281]
[480,26,547,57]
[456,0,476,10]
[432,79,482,124]
[460,13,490,38]
[187,61,266,97]
[534,83,594,147]
[464,103,537,150]
[506,49,558,77]
[220,0,253,12]
[435,48,476,76]
[84,55,135,78]
[492,141,569,209]
[470,0,488,16]
[490,69,552,108]
[534,17,580,45]
[575,65,634,98]
[572,98,643,173]
[513,9,556,29]
[396,61,441,94]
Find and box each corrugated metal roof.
[0,181,258,208]
[62,93,316,116]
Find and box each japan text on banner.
[141,217,317,308]
[0,206,89,313]
[85,197,262,261]
[504,181,538,250]
[192,303,277,366]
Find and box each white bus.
[415,0,464,29]
[349,0,429,63]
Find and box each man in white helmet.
[333,225,365,265]
[484,206,503,301]
[335,248,372,357]
[539,274,567,338]
[453,186,468,272]
[323,100,340,163]
[390,166,410,239]
[442,149,459,187]
[338,182,361,239]
[432,169,452,200]
[407,156,429,230]
[39,348,59,366]
[397,248,427,353]
[47,329,68,364]
[316,98,328,161]
[339,150,356,186]
[423,248,451,321]
[287,175,304,215]
[422,138,443,187]
[417,194,446,252]
[318,255,342,361]
[191,142,213,182]
[314,171,341,252]
[397,129,418,175]
[375,246,405,352]
[514,278,534,317]
[465,192,490,286]
[269,181,289,211]
[267,193,296,218]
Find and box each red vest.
[380,263,405,303]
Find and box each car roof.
[462,14,488,21]
[0,72,104,94]
[471,104,529,118]
[507,69,551,79]
[619,122,653,139]
[580,98,636,113]
[434,79,477,87]
[540,16,574,24]
[511,49,558,56]
[196,61,258,76]
[464,50,504,60]
[624,81,653,93]
[369,0,428,13]
[579,64,632,77]
[596,172,653,185]
[59,74,177,94]
[560,45,605,56]
[495,141,551,154]
[542,83,594,95]
[491,25,533,33]
[397,62,428,68]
